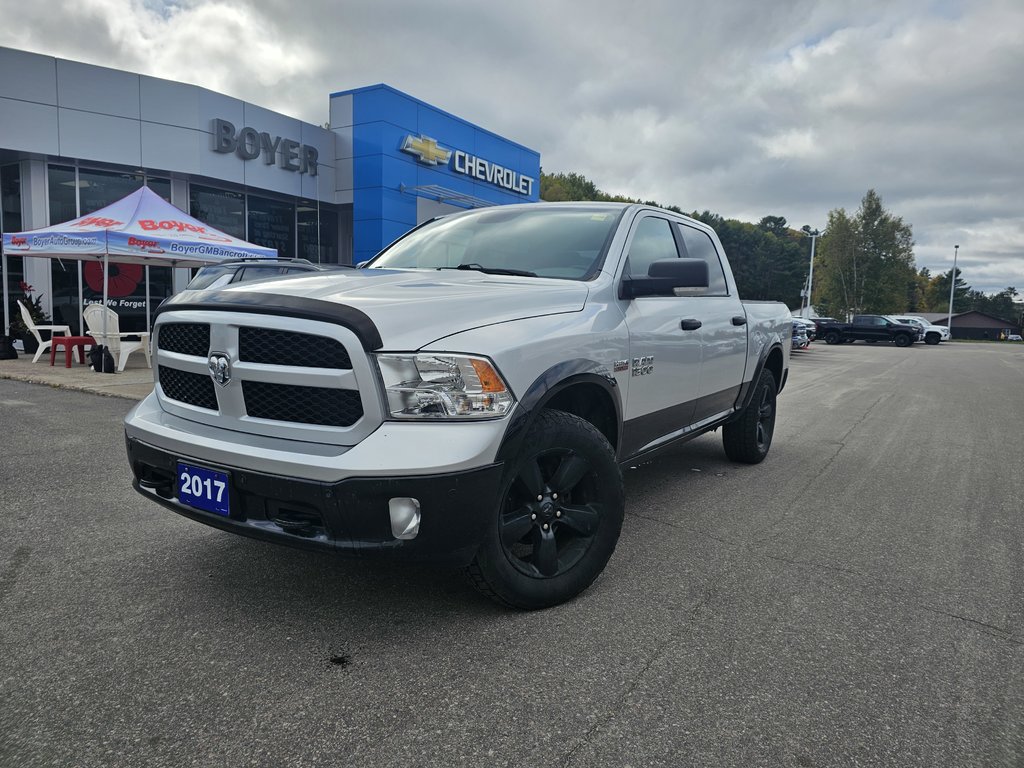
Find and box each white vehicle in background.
[888,315,950,345]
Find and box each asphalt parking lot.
[1,342,1022,767]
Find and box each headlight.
[375,353,516,420]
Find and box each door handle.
[731,315,747,326]
[680,319,702,331]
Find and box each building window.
[146,177,172,203]
[78,168,143,215]
[247,195,295,259]
[298,202,339,264]
[48,165,77,225]
[2,164,21,232]
[189,183,245,239]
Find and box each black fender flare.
[730,341,785,420]
[496,360,622,465]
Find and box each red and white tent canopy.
[2,186,276,264]
[2,186,276,336]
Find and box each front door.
[618,213,704,458]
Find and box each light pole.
[802,228,821,319]
[946,244,960,337]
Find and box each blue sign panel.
[330,84,541,265]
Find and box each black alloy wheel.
[500,442,601,578]
[723,368,777,464]
[466,410,624,609]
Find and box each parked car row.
[791,317,814,350]
[809,314,954,347]
[815,315,919,346]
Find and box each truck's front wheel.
[722,369,777,464]
[466,410,624,610]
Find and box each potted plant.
[8,281,53,354]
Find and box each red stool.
[49,335,94,368]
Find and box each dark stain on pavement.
[0,546,31,604]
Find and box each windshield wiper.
[439,263,537,277]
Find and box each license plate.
[177,462,230,516]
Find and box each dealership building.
[0,46,541,334]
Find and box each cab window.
[624,217,679,278]
[676,224,728,296]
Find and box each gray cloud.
[2,0,1021,293]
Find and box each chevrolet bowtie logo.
[401,135,451,166]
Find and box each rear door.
[675,222,747,422]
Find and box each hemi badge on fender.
[613,360,629,373]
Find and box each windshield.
[892,317,925,328]
[368,206,624,280]
[187,265,235,290]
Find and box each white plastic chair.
[17,299,71,364]
[83,304,152,372]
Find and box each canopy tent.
[2,186,277,337]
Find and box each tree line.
[540,171,1019,323]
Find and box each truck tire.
[925,333,940,345]
[722,369,777,464]
[465,410,624,610]
[824,331,840,345]
[894,333,912,347]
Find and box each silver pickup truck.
[124,202,791,608]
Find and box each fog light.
[389,497,421,540]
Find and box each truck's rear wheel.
[723,369,777,464]
[466,410,623,610]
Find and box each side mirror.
[619,258,709,299]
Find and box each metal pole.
[804,232,818,319]
[946,244,959,337]
[1,249,8,337]
[800,229,820,319]
[102,253,109,344]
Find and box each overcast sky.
[2,0,1021,293]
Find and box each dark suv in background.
[186,259,352,290]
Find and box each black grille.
[242,382,362,427]
[158,323,210,356]
[238,327,351,369]
[159,366,218,410]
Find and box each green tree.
[968,286,1018,321]
[540,171,602,202]
[924,268,970,313]
[814,190,916,318]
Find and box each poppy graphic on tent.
[84,261,144,298]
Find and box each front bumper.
[127,436,503,566]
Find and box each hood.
[204,269,590,350]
